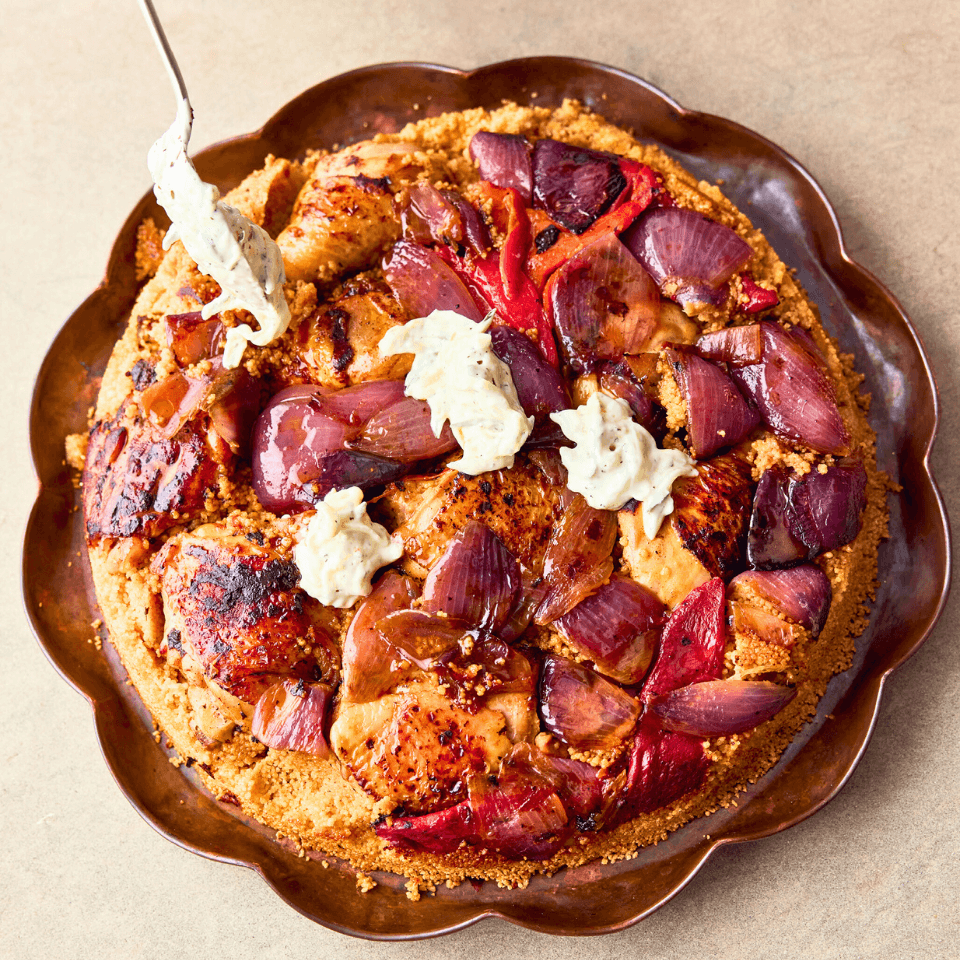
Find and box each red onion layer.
[731,320,850,455]
[535,496,618,624]
[469,131,533,204]
[383,239,484,322]
[553,574,665,685]
[730,564,832,636]
[420,521,521,632]
[696,324,762,366]
[532,139,627,234]
[665,347,761,458]
[539,655,641,751]
[649,679,797,737]
[340,572,419,703]
[621,207,753,306]
[545,233,660,374]
[747,460,867,568]
[251,679,333,758]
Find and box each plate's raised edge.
[22,56,954,940]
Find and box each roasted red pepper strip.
[437,245,558,367]
[473,182,531,301]
[737,273,780,313]
[526,160,663,290]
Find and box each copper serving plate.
[24,58,951,939]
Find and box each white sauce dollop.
[293,487,402,608]
[551,392,698,538]
[148,97,291,369]
[379,310,533,475]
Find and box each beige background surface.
[3,0,958,956]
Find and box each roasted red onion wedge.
[539,655,641,751]
[745,465,806,568]
[535,496,618,624]
[615,719,709,821]
[621,207,753,306]
[747,460,867,568]
[420,521,521,632]
[489,325,570,423]
[441,188,491,257]
[374,610,469,669]
[375,800,476,854]
[696,324,762,366]
[498,743,602,821]
[340,572,420,703]
[790,458,868,556]
[349,397,458,463]
[399,181,463,246]
[469,777,570,861]
[469,131,533,204]
[532,139,628,234]
[383,239,484,322]
[598,360,667,440]
[251,679,333,758]
[377,612,536,699]
[649,679,797,737]
[732,320,850,455]
[553,574,665,685]
[139,369,210,439]
[641,578,727,700]
[545,233,660,373]
[498,568,550,644]
[730,565,832,636]
[317,380,408,425]
[665,347,761,458]
[251,383,411,513]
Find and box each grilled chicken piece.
[618,516,710,610]
[330,680,533,814]
[671,453,755,577]
[155,523,339,716]
[277,141,427,285]
[280,290,412,389]
[619,452,754,608]
[83,404,227,542]
[374,459,565,575]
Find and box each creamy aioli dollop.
[148,97,291,369]
[551,392,698,538]
[379,310,533,475]
[294,487,402,608]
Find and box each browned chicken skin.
[155,524,339,708]
[374,458,566,575]
[280,290,412,389]
[330,681,527,814]
[83,405,227,542]
[277,140,428,285]
[618,452,755,608]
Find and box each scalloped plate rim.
[23,56,952,940]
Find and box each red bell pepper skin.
[526,160,663,290]
[435,181,558,366]
[613,717,709,821]
[438,246,558,368]
[640,578,727,701]
[737,273,780,313]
